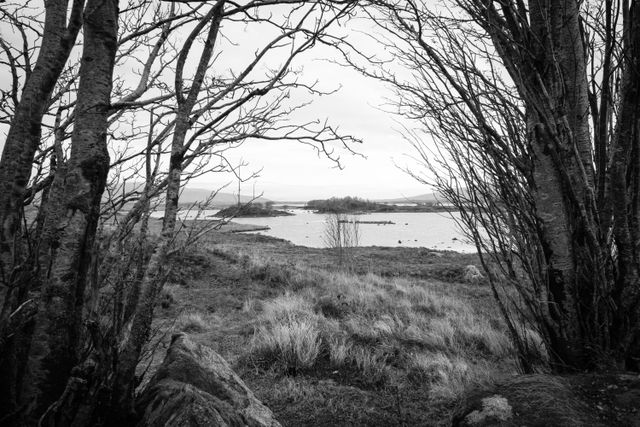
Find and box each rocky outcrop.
[136,333,281,427]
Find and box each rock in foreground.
[453,375,604,426]
[136,333,281,427]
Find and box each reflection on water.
[232,210,476,252]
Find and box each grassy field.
[151,231,530,426]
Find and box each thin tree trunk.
[111,2,225,419]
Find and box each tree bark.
[0,0,83,292]
[473,0,604,369]
[0,0,84,419]
[377,0,640,371]
[23,0,119,419]
[509,0,597,369]
[610,0,640,367]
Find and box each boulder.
[136,333,281,427]
[462,395,513,425]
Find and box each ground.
[149,230,516,426]
[146,230,640,426]
[570,373,640,426]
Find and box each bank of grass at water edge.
[158,235,546,425]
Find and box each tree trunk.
[0,0,82,294]
[610,0,640,368]
[23,0,119,419]
[377,0,640,371]
[487,0,639,369]
[517,0,598,370]
[111,2,225,419]
[0,0,84,419]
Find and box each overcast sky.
[192,13,432,202]
[0,3,434,203]
[195,62,430,201]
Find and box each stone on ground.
[136,333,281,427]
[453,374,603,426]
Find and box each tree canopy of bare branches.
[350,0,640,372]
[0,0,358,424]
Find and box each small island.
[339,219,395,225]
[305,196,450,214]
[215,202,294,218]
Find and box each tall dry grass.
[214,245,544,398]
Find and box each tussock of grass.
[249,261,294,286]
[348,345,389,381]
[327,336,352,366]
[406,353,499,399]
[261,292,314,322]
[175,312,211,333]
[250,318,322,370]
[242,298,261,313]
[409,353,467,383]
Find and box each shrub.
[463,265,484,283]
[159,284,180,309]
[429,264,466,282]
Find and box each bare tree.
[114,1,359,416]
[0,2,84,414]
[0,0,360,424]
[22,0,119,420]
[323,213,360,268]
[350,0,640,372]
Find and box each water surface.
[232,210,475,252]
[151,208,475,252]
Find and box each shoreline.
[127,212,474,253]
[213,228,472,254]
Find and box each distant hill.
[376,193,441,204]
[178,188,270,207]
[120,183,270,208]
[376,189,467,205]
